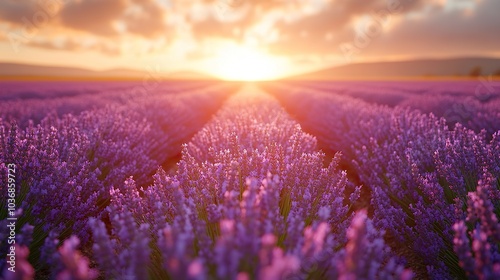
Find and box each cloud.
[26,38,121,56]
[0,0,173,55]
[345,0,500,58]
[257,0,500,61]
[191,17,246,41]
[22,0,172,38]
[0,0,498,62]
[0,0,40,25]
[187,0,437,55]
[59,0,127,36]
[267,0,439,56]
[123,0,169,38]
[189,0,309,42]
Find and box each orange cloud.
[60,0,127,36]
[0,0,498,73]
[0,0,41,25]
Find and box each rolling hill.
[0,62,216,81]
[290,57,500,80]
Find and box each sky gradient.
[0,0,499,80]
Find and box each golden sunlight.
[210,46,286,81]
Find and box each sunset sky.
[0,0,499,80]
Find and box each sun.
[210,46,286,81]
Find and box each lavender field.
[1,80,500,280]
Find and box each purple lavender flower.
[89,207,151,280]
[266,82,500,278]
[453,174,500,279]
[336,210,413,280]
[56,236,98,280]
[1,245,34,280]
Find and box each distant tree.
[494,68,500,77]
[469,66,482,77]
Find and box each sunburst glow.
[210,46,286,81]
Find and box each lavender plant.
[453,173,500,279]
[0,82,234,277]
[267,82,500,278]
[6,80,496,279]
[89,89,410,279]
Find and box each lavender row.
[87,88,412,279]
[0,81,222,127]
[266,82,500,278]
[286,80,500,136]
[0,83,234,276]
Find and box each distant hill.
[290,57,500,80]
[0,62,216,81]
